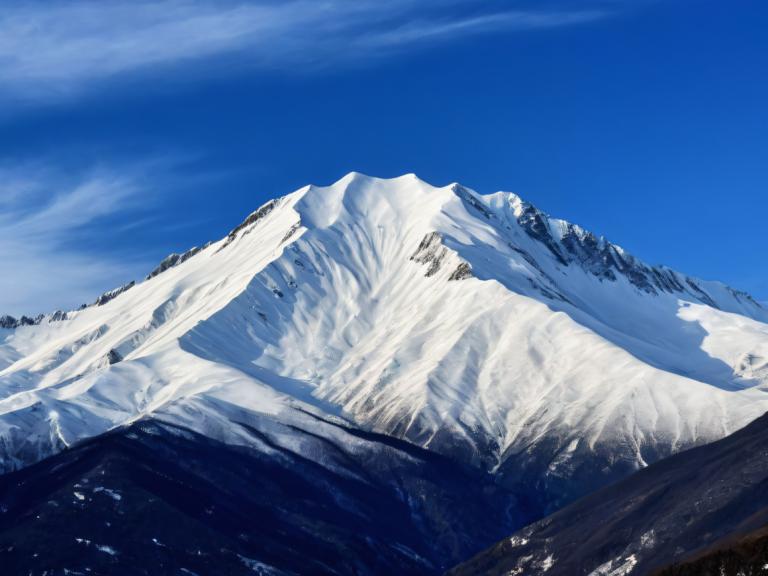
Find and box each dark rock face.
[106,349,123,365]
[281,221,302,244]
[0,314,44,329]
[230,199,279,237]
[219,198,280,251]
[0,418,518,576]
[509,199,758,310]
[411,232,447,277]
[94,281,136,307]
[49,310,68,322]
[515,202,570,267]
[1,311,69,330]
[448,262,473,281]
[448,413,768,576]
[447,183,750,311]
[147,253,186,280]
[146,244,210,280]
[447,182,764,317]
[411,232,473,281]
[453,184,494,220]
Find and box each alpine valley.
[2,173,768,575]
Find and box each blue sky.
[0,0,766,315]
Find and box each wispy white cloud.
[361,10,604,48]
[0,163,158,316]
[0,0,608,100]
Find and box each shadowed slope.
[448,412,768,576]
[0,418,517,575]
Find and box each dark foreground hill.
[652,525,768,576]
[0,418,517,576]
[449,412,768,576]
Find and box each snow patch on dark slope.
[1,172,768,534]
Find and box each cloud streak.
[0,164,157,316]
[0,0,607,100]
[361,10,604,48]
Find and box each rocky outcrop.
[411,232,474,282]
[411,232,448,277]
[0,314,44,329]
[453,184,494,220]
[515,201,570,267]
[48,310,68,322]
[93,281,135,307]
[281,221,302,244]
[106,349,123,365]
[146,243,210,280]
[449,262,473,281]
[219,198,280,251]
[511,200,750,309]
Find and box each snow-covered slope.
[1,172,767,514]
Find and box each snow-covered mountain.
[2,172,768,521]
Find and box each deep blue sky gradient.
[1,0,767,313]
